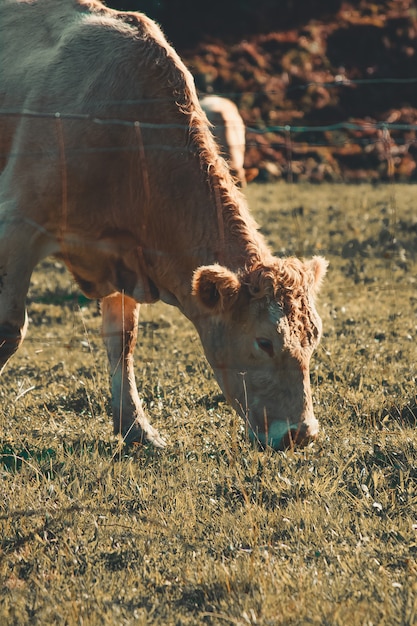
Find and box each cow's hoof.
[121,423,167,448]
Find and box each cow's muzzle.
[248,420,319,451]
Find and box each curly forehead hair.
[243,257,323,351]
[244,258,314,299]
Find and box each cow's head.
[191,256,328,450]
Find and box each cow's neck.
[139,176,271,314]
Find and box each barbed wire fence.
[1,77,416,347]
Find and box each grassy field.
[1,183,416,625]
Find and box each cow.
[200,95,248,187]
[0,0,327,450]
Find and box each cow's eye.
[256,337,274,358]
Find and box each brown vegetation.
[179,1,417,182]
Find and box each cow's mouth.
[248,420,318,450]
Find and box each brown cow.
[0,0,327,450]
[200,95,247,187]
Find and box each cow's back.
[0,0,174,115]
[0,1,104,173]
[0,0,236,299]
[0,0,207,228]
[0,1,68,169]
[0,2,94,118]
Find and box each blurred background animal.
[200,94,254,186]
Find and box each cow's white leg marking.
[101,292,166,448]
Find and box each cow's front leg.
[0,217,37,374]
[101,292,166,447]
[0,299,28,374]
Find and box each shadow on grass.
[381,397,417,428]
[0,437,163,475]
[0,444,57,473]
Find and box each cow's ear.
[192,264,241,312]
[305,256,328,294]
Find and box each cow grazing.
[200,94,247,187]
[0,0,327,450]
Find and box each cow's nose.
[248,419,319,450]
[280,424,318,450]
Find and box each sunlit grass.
[1,183,416,625]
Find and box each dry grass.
[1,183,416,625]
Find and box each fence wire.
[0,80,416,345]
